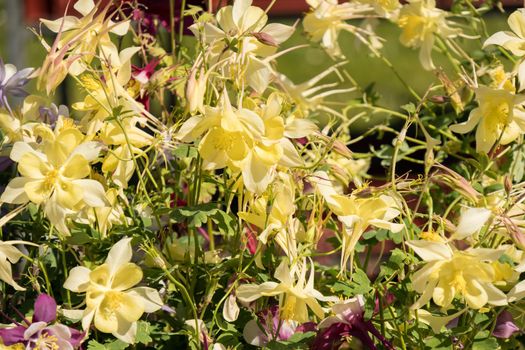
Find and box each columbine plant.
[2,0,525,348]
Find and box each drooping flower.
[0,294,84,349]
[407,240,508,309]
[239,172,299,260]
[276,62,354,118]
[0,240,33,291]
[449,85,525,153]
[313,171,403,273]
[100,116,154,188]
[236,259,334,323]
[74,188,131,238]
[396,0,460,70]
[63,237,163,343]
[313,296,393,350]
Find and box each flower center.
[281,294,297,320]
[34,332,59,350]
[101,291,124,317]
[43,169,59,192]
[487,101,510,126]
[216,132,237,151]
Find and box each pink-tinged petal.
[23,321,47,340]
[492,311,520,339]
[33,293,57,323]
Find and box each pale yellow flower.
[276,63,355,118]
[303,0,378,58]
[100,117,154,188]
[397,0,460,70]
[449,85,525,153]
[239,172,299,260]
[190,0,294,93]
[313,171,403,273]
[178,92,308,193]
[63,238,162,343]
[0,132,105,234]
[407,240,507,309]
[237,259,333,322]
[73,47,142,135]
[39,0,130,78]
[75,188,130,238]
[484,9,525,91]
[358,0,400,17]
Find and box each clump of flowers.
[2,0,525,348]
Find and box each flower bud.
[252,32,278,47]
[186,67,206,114]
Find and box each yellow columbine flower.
[189,0,294,93]
[237,259,333,322]
[313,171,403,273]
[0,135,106,234]
[100,117,154,188]
[407,240,507,309]
[303,0,378,58]
[241,94,303,194]
[39,0,130,78]
[484,9,525,91]
[0,240,34,291]
[75,188,131,238]
[358,0,400,16]
[63,238,163,344]
[449,86,525,153]
[397,0,460,70]
[239,172,299,260]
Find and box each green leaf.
[136,321,153,345]
[173,145,199,159]
[66,231,92,245]
[212,210,236,236]
[332,268,371,296]
[401,103,416,114]
[472,337,498,350]
[87,339,128,350]
[171,202,219,227]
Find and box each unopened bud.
[505,176,513,195]
[332,140,353,158]
[252,32,278,47]
[429,95,448,104]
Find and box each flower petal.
[63,266,91,293]
[33,293,57,323]
[105,237,133,274]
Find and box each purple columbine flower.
[0,294,84,349]
[312,295,394,350]
[243,305,317,347]
[0,60,33,112]
[38,103,69,127]
[492,310,521,339]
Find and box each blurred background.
[0,0,517,122]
